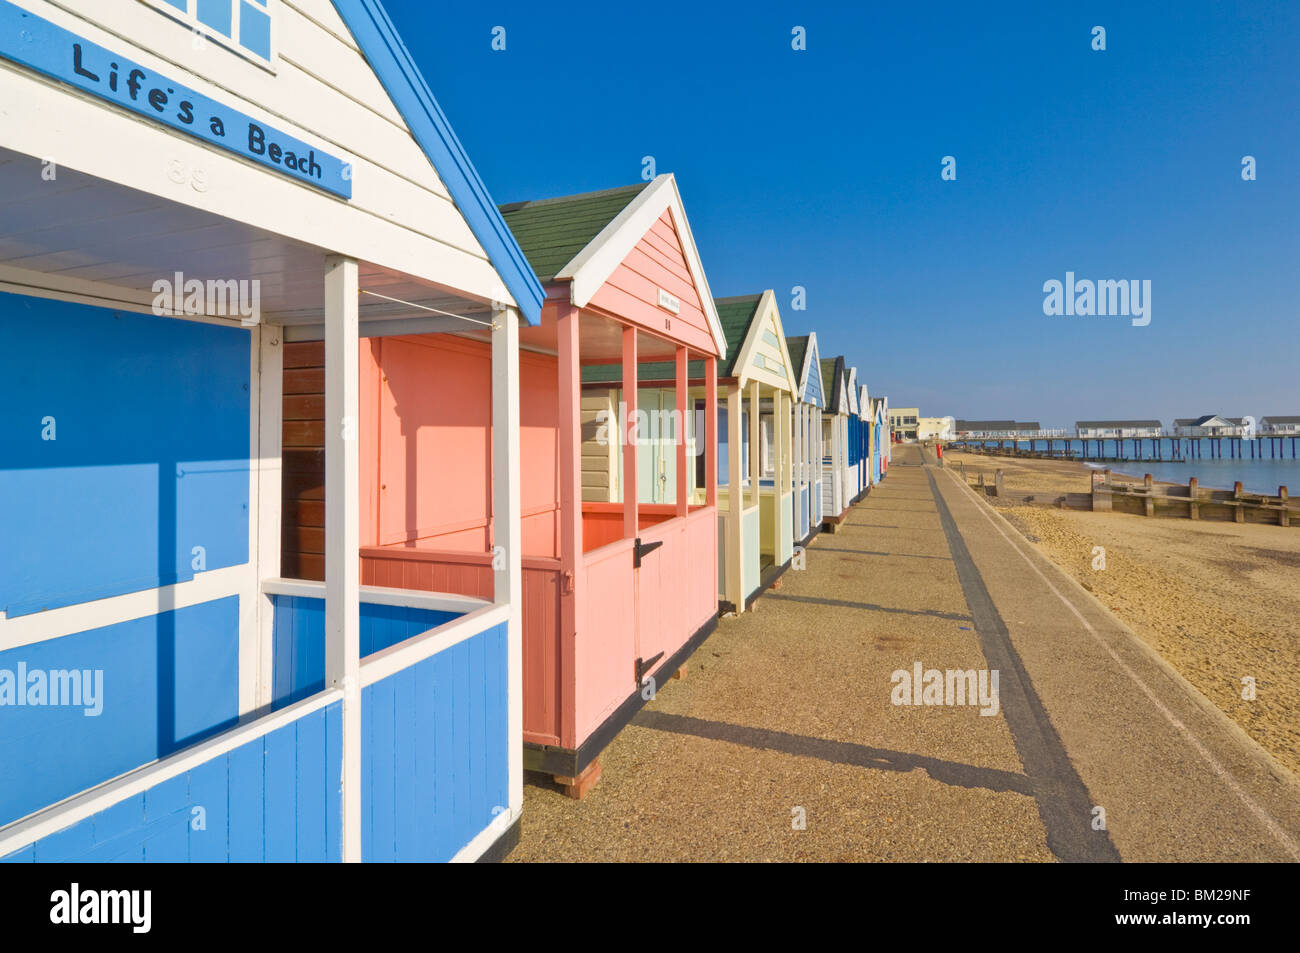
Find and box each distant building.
[1173,415,1245,437]
[917,416,956,441]
[1260,416,1300,435]
[889,407,920,440]
[1075,420,1162,438]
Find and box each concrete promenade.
[509,444,1300,862]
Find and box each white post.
[324,255,361,863]
[491,304,523,820]
[253,324,283,711]
[792,397,803,535]
[726,382,743,608]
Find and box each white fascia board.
[554,174,727,360]
[732,289,796,394]
[798,331,820,406]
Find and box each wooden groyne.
[1090,471,1295,527]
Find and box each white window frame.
[140,0,279,73]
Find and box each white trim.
[323,255,361,863]
[490,305,525,817]
[796,331,821,407]
[0,688,343,859]
[254,325,284,710]
[554,174,728,359]
[260,578,491,615]
[359,603,510,688]
[730,289,796,395]
[0,564,251,651]
[451,803,520,863]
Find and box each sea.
[984,439,1300,496]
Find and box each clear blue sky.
[384,0,1298,428]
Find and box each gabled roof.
[1175,415,1233,427]
[787,333,823,408]
[845,367,860,415]
[500,184,648,283]
[1262,415,1300,424]
[713,294,764,377]
[333,0,544,325]
[787,336,809,379]
[820,356,847,414]
[502,174,726,358]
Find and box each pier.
[949,435,1299,464]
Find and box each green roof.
[499,183,649,283]
[820,356,845,410]
[786,335,809,383]
[580,293,762,386]
[712,294,763,377]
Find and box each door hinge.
[633,537,664,568]
[635,652,665,685]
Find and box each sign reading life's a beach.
[0,3,353,199]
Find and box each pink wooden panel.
[372,336,492,549]
[520,563,563,746]
[575,539,636,745]
[519,351,561,559]
[364,336,561,559]
[581,506,624,552]
[586,210,719,357]
[360,547,565,746]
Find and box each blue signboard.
[0,2,353,199]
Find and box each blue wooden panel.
[295,708,327,863]
[226,739,265,862]
[264,724,297,861]
[4,700,344,863]
[362,674,397,863]
[271,596,463,708]
[325,702,343,860]
[0,596,239,828]
[0,292,249,618]
[187,755,230,863]
[361,623,508,862]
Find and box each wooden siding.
[3,701,343,862]
[359,550,564,747]
[586,210,716,356]
[581,390,619,502]
[361,622,508,862]
[283,340,326,580]
[283,336,561,580]
[2,0,509,304]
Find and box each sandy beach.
[943,448,1300,777]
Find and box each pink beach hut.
[348,175,727,796]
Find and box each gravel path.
[508,446,1300,862]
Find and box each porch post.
[622,326,638,539]
[675,346,689,517]
[704,356,718,508]
[726,381,743,607]
[491,303,523,815]
[252,324,283,712]
[776,390,789,551]
[556,303,581,748]
[324,255,361,863]
[748,380,761,508]
[792,397,803,530]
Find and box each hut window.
[144,0,277,67]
